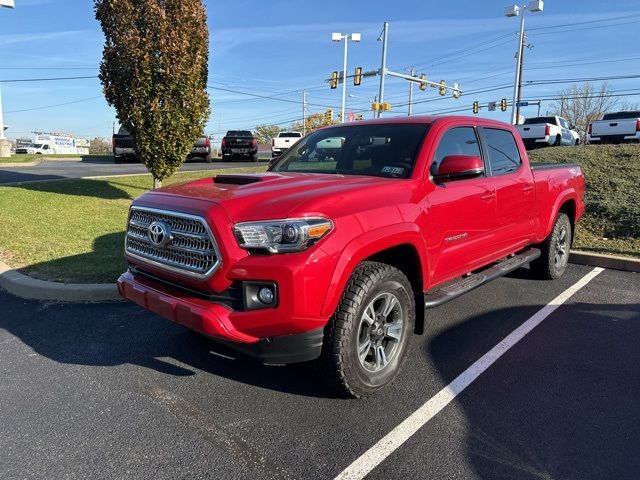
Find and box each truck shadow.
[0,293,335,397]
[425,300,640,479]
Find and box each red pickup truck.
[118,116,585,397]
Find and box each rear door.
[426,126,498,284]
[558,117,574,145]
[479,127,536,254]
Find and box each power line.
[0,75,98,83]
[5,96,103,114]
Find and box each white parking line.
[335,267,604,480]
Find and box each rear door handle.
[481,192,496,201]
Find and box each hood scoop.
[213,174,264,185]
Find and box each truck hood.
[142,172,418,221]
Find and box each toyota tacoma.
[118,116,585,397]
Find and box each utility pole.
[511,11,526,125]
[302,90,308,135]
[377,22,389,118]
[408,68,415,116]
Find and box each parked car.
[112,127,213,163]
[221,130,258,161]
[117,116,585,397]
[15,143,52,155]
[588,111,640,144]
[272,131,303,157]
[515,116,579,148]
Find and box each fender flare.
[320,223,428,317]
[539,189,577,241]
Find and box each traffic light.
[472,101,479,114]
[325,108,333,123]
[382,102,391,111]
[338,112,344,122]
[500,98,508,111]
[452,83,461,99]
[372,102,381,111]
[354,67,362,86]
[356,113,363,121]
[419,74,427,91]
[438,80,446,96]
[330,71,338,89]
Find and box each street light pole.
[377,22,389,119]
[505,1,543,125]
[511,9,526,125]
[332,32,361,123]
[408,67,415,116]
[341,38,349,124]
[0,0,16,142]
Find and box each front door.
[425,126,497,285]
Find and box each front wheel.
[530,213,572,280]
[317,261,415,398]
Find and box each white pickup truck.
[515,116,579,149]
[588,111,640,144]
[14,143,52,155]
[271,131,303,157]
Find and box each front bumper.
[117,270,325,363]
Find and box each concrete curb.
[569,251,640,273]
[0,160,42,167]
[0,261,121,302]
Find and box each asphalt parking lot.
[1,264,638,479]
[0,158,262,185]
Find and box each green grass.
[528,144,640,257]
[0,167,266,283]
[0,154,112,164]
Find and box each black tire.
[530,213,572,280]
[252,154,259,162]
[575,138,580,146]
[553,135,561,146]
[316,261,415,398]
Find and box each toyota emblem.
[148,221,172,248]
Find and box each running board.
[424,248,541,309]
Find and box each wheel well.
[559,199,576,244]
[366,244,425,335]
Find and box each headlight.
[233,218,333,253]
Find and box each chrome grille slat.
[125,207,221,279]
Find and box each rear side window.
[431,127,482,176]
[602,111,640,120]
[483,128,521,175]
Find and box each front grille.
[125,207,221,279]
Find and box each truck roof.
[317,115,514,131]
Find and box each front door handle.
[481,192,496,201]
[522,183,534,193]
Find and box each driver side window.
[431,127,482,177]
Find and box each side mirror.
[434,155,484,182]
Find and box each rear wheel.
[530,213,572,280]
[553,135,561,146]
[575,138,580,146]
[317,261,415,398]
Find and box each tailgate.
[516,125,546,139]
[226,137,254,148]
[274,138,297,148]
[592,119,636,136]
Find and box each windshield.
[33,144,43,148]
[227,130,252,137]
[602,111,640,120]
[270,123,429,179]
[523,117,556,125]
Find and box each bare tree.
[550,82,620,141]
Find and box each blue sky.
[1,0,639,141]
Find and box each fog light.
[258,287,275,304]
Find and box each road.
[0,265,638,479]
[0,157,263,185]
